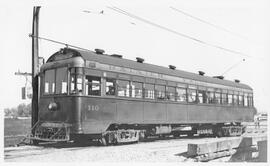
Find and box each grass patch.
[4,118,31,147]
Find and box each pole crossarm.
[15,71,32,76]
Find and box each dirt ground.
[4,137,218,162]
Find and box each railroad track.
[4,123,267,162]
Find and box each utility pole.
[31,6,41,144]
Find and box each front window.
[44,67,68,95]
[55,67,68,94]
[44,69,55,95]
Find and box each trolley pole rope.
[29,34,92,52]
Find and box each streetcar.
[31,47,256,145]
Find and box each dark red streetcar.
[31,47,256,145]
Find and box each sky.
[0,0,269,113]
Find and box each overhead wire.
[170,7,248,40]
[221,58,245,76]
[107,6,251,58]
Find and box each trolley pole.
[31,6,41,144]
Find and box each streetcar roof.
[45,48,253,90]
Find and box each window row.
[43,68,253,107]
[84,76,253,107]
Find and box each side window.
[131,82,143,98]
[197,90,202,103]
[221,93,228,105]
[167,86,176,101]
[248,94,253,107]
[70,68,83,94]
[118,80,130,97]
[207,91,215,104]
[155,85,166,100]
[247,96,250,106]
[77,76,83,92]
[238,95,244,106]
[44,69,55,94]
[70,75,76,93]
[176,87,187,102]
[215,92,221,104]
[187,89,197,103]
[244,94,248,106]
[197,90,208,103]
[145,83,155,99]
[85,76,101,96]
[233,94,238,105]
[106,78,116,96]
[70,75,75,92]
[228,94,233,105]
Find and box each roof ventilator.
[213,76,224,80]
[198,71,205,76]
[169,65,176,70]
[136,57,144,63]
[111,54,123,58]
[95,48,105,54]
[235,79,240,83]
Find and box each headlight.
[48,102,58,111]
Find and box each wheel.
[73,135,88,145]
[187,133,193,137]
[100,137,107,146]
[158,134,165,139]
[32,140,40,145]
[241,126,246,134]
[139,131,146,141]
[215,130,224,137]
[224,128,230,137]
[173,133,179,138]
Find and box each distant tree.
[4,107,18,118]
[4,103,32,118]
[4,108,12,117]
[17,103,31,117]
[26,103,32,116]
[17,103,25,116]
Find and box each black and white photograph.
[1,0,269,164]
